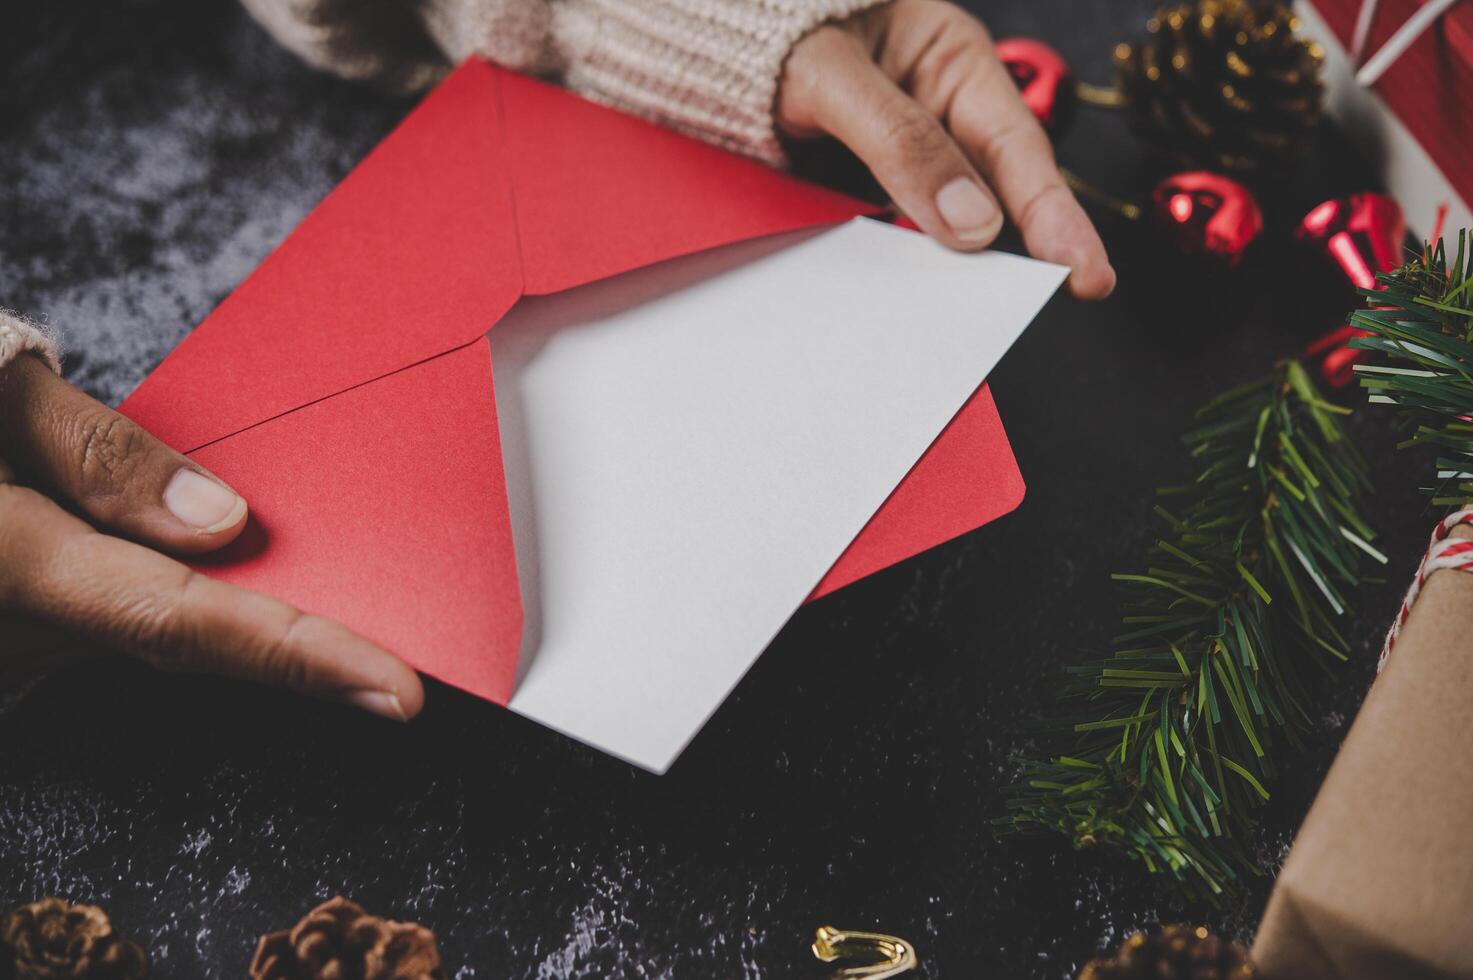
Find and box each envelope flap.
[189,338,524,704]
[495,70,879,295]
[121,59,524,453]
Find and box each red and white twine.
[1380,508,1473,669]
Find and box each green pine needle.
[998,360,1382,901]
[1349,232,1473,507]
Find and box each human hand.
[0,354,424,719]
[779,0,1114,299]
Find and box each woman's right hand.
[779,0,1114,299]
[0,352,424,720]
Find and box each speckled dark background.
[0,1,1436,976]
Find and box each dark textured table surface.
[0,1,1432,976]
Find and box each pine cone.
[1115,0,1325,174]
[0,898,148,980]
[250,898,444,980]
[1079,925,1256,980]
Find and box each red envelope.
[120,59,1027,710]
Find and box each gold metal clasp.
[811,925,918,979]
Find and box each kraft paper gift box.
[1253,527,1473,979]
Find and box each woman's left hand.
[779,0,1115,300]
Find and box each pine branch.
[1349,233,1473,505]
[999,361,1382,901]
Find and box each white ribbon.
[1349,0,1464,86]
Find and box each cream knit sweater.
[2,0,882,377]
[0,310,63,376]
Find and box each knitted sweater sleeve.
[0,310,62,375]
[240,0,886,165]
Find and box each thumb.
[779,26,1004,252]
[0,353,247,554]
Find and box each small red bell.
[1295,193,1406,290]
[1149,170,1263,268]
[1297,193,1407,387]
[996,37,1076,136]
[1305,324,1367,388]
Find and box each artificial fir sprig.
[1001,361,1382,899]
[1350,233,1473,506]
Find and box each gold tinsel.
[1114,0,1325,174]
[1078,925,1256,980]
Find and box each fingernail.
[935,177,1000,242]
[344,690,409,722]
[1071,258,1118,299]
[163,469,246,532]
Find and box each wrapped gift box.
[1297,0,1473,238]
[1253,527,1473,979]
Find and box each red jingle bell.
[1296,193,1407,387]
[1295,193,1406,290]
[996,37,1076,136]
[1149,171,1263,268]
